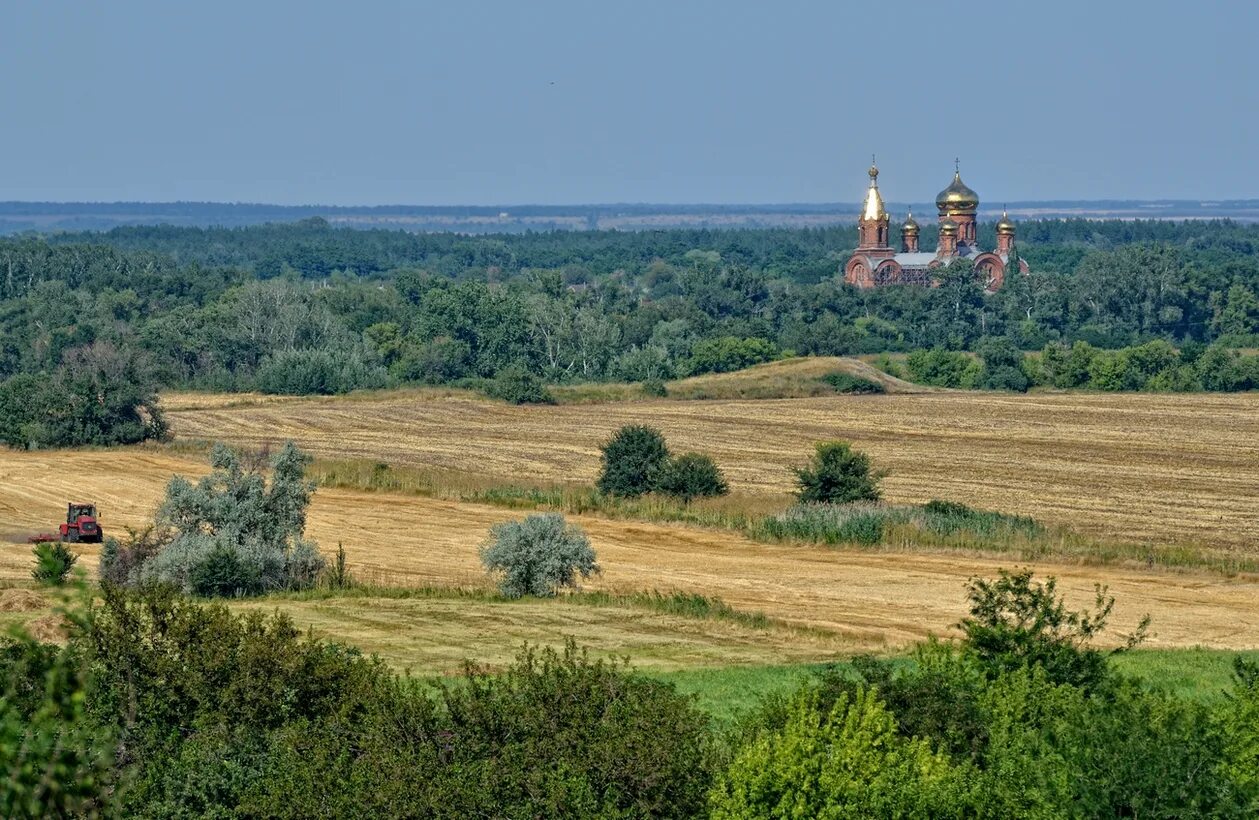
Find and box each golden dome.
[901,212,920,233]
[861,163,886,221]
[996,209,1016,234]
[936,171,979,214]
[940,218,959,235]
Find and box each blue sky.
[2,0,1256,204]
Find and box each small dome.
[901,212,920,233]
[936,171,979,214]
[868,163,879,180]
[940,218,959,235]
[996,210,1016,234]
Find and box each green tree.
[103,442,325,594]
[793,440,883,504]
[596,425,671,497]
[959,569,1148,689]
[479,513,599,598]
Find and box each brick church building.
[843,160,1028,291]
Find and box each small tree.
[959,569,1149,689]
[793,441,883,504]
[596,425,671,497]
[101,442,325,595]
[480,513,598,598]
[657,453,729,502]
[32,541,77,586]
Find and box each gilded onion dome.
[940,217,959,235]
[862,162,886,221]
[901,214,919,236]
[996,209,1016,234]
[936,171,979,214]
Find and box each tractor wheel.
[64,530,79,544]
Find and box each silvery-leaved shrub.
[102,441,325,596]
[480,513,599,598]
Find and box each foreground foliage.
[1,572,1257,816]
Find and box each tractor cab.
[60,503,102,543]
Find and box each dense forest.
[2,217,1258,444]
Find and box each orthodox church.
[842,160,1027,291]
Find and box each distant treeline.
[895,340,1259,393]
[1,216,1258,443]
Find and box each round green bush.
[479,513,599,598]
[596,425,671,497]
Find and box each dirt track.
[2,448,1256,652]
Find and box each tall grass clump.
[756,502,892,545]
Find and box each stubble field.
[163,372,1259,553]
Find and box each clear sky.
[2,0,1257,205]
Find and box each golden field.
[2,444,1257,670]
[163,363,1259,553]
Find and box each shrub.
[641,378,668,397]
[657,453,729,502]
[959,569,1148,689]
[480,513,599,598]
[31,541,77,586]
[711,688,974,818]
[109,442,325,595]
[485,364,555,404]
[596,424,671,497]
[793,440,883,504]
[905,348,977,388]
[0,630,116,816]
[822,371,886,394]
[685,336,778,376]
[977,336,1030,392]
[189,546,265,598]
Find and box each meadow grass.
[650,648,1259,723]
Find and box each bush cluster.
[596,425,729,502]
[715,570,1258,817]
[0,342,167,449]
[0,587,712,818]
[100,442,325,595]
[3,573,1258,816]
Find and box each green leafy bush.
[711,687,974,818]
[793,440,883,504]
[822,371,886,394]
[101,442,325,595]
[596,424,671,497]
[189,545,265,597]
[480,513,599,598]
[959,569,1148,689]
[657,453,729,502]
[686,336,778,376]
[31,540,77,586]
[485,364,555,404]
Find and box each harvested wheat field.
[165,379,1259,553]
[2,448,1257,660]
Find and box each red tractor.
[29,503,103,544]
